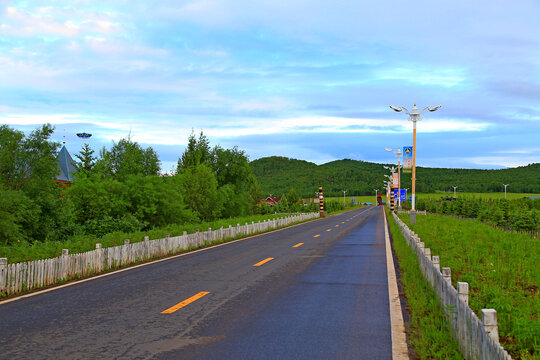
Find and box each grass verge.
[1,213,316,264]
[387,208,464,359]
[399,213,539,360]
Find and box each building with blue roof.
[56,144,77,185]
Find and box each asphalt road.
[0,206,393,360]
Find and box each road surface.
[0,206,404,360]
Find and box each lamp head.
[389,105,402,112]
[427,104,441,112]
[384,147,393,152]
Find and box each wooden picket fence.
[0,213,319,297]
[391,212,513,360]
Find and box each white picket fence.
[0,213,319,297]
[392,212,513,360]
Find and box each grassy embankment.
[1,213,317,264]
[415,192,540,200]
[398,213,539,360]
[386,209,464,359]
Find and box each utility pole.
[453,186,458,199]
[342,190,347,207]
[503,184,509,200]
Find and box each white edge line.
[383,208,410,359]
[0,216,317,305]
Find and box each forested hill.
[250,156,540,197]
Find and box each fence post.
[458,282,469,306]
[432,255,440,272]
[124,239,130,245]
[62,249,69,280]
[482,309,499,343]
[442,267,451,285]
[424,247,431,260]
[0,258,7,295]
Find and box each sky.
[0,0,539,172]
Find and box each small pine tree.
[75,143,96,173]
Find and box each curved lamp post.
[389,103,441,212]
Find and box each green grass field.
[415,192,540,200]
[398,213,539,359]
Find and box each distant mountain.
[250,156,540,197]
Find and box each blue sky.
[1,0,539,172]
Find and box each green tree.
[74,143,96,174]
[177,130,211,170]
[96,137,160,180]
[211,145,253,188]
[178,164,222,221]
[0,123,59,190]
[287,188,300,210]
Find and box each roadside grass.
[415,192,540,201]
[387,209,464,359]
[399,213,540,360]
[0,213,315,264]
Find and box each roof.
[57,145,77,182]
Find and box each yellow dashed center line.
[335,225,339,227]
[326,229,332,232]
[253,257,274,267]
[293,243,304,248]
[161,292,210,314]
[313,234,320,238]
[341,222,345,224]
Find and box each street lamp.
[386,147,403,211]
[389,103,441,214]
[374,189,379,206]
[453,186,458,199]
[503,184,509,199]
[342,190,347,207]
[76,132,92,147]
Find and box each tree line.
[0,124,266,245]
[250,156,540,197]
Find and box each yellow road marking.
[253,257,274,266]
[161,292,210,314]
[293,243,304,248]
[313,234,320,238]
[326,229,331,232]
[335,225,339,227]
[341,222,345,224]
